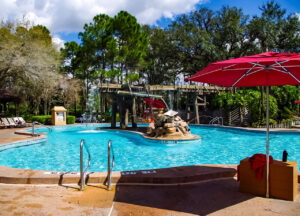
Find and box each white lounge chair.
[6,118,16,127]
[0,118,14,127]
[13,117,26,127]
[18,117,31,127]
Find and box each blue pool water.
[0,124,299,172]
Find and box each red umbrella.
[186,51,300,197]
[295,100,300,104]
[144,98,166,108]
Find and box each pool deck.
[0,126,299,215]
[0,179,299,216]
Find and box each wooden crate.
[239,158,298,201]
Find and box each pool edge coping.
[0,164,238,185]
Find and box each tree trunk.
[111,95,117,128]
[44,100,47,115]
[74,97,77,117]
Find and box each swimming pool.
[0,124,299,172]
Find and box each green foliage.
[32,115,52,125]
[99,112,120,122]
[62,11,148,86]
[270,85,300,119]
[212,89,279,126]
[68,108,84,117]
[66,116,75,124]
[247,0,300,52]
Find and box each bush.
[67,115,75,124]
[23,114,34,123]
[68,108,84,117]
[32,115,52,125]
[99,112,120,122]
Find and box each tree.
[168,6,250,82]
[141,25,177,84]
[247,0,300,52]
[113,11,148,83]
[0,21,61,115]
[60,41,81,78]
[212,6,250,59]
[79,14,116,82]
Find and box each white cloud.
[1,0,204,33]
[52,35,65,49]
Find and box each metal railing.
[80,139,91,191]
[209,117,223,125]
[31,121,39,136]
[31,121,52,136]
[107,140,115,190]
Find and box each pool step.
[14,132,41,137]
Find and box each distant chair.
[6,118,16,127]
[0,118,14,128]
[16,117,31,127]
[13,117,25,128]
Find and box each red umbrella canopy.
[187,52,300,87]
[144,98,166,108]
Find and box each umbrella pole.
[266,86,270,198]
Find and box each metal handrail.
[31,121,39,136]
[209,117,223,125]
[31,122,52,135]
[209,117,218,125]
[107,140,115,190]
[80,139,91,191]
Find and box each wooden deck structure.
[98,83,228,93]
[98,83,230,127]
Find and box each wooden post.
[125,108,129,128]
[131,97,137,128]
[119,96,126,129]
[194,93,199,124]
[186,94,190,121]
[111,94,117,128]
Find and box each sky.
[1,0,300,48]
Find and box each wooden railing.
[98,83,229,93]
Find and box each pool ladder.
[79,139,114,191]
[107,140,115,190]
[31,122,52,136]
[209,117,223,125]
[80,139,91,191]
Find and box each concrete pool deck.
[0,178,299,216]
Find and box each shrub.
[68,108,84,117]
[32,115,52,125]
[23,114,33,123]
[67,115,75,124]
[99,112,120,122]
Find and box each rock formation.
[146,109,193,139]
